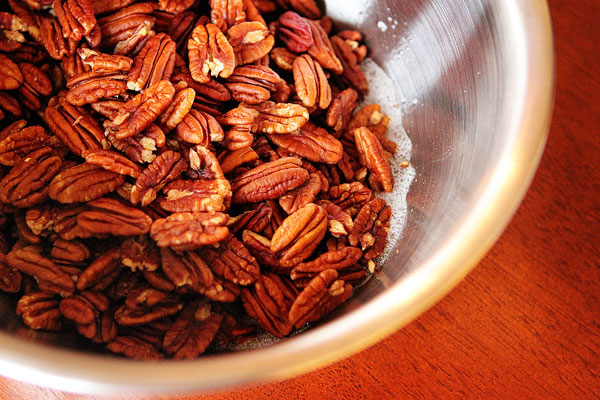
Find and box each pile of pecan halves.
[0,0,397,360]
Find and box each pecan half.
[290,247,364,287]
[200,235,260,285]
[270,202,327,268]
[0,124,55,167]
[51,238,90,264]
[317,199,354,237]
[0,146,62,208]
[160,247,214,290]
[128,33,176,91]
[270,47,296,71]
[348,198,391,260]
[227,21,274,65]
[48,163,125,204]
[347,104,395,153]
[242,229,281,272]
[17,62,53,111]
[219,147,259,175]
[159,178,231,213]
[76,248,121,291]
[241,272,297,337]
[188,23,235,83]
[131,150,187,206]
[0,53,23,90]
[7,247,75,296]
[328,182,373,216]
[159,85,195,131]
[176,109,224,145]
[0,253,22,293]
[163,300,223,359]
[158,0,194,15]
[331,34,368,95]
[292,54,330,109]
[77,197,153,236]
[16,291,62,331]
[52,0,96,42]
[65,74,129,106]
[121,235,160,272]
[245,101,309,134]
[60,291,117,343]
[218,106,254,150]
[114,296,183,326]
[82,149,142,178]
[354,127,394,192]
[210,0,246,32]
[277,11,313,52]
[97,2,156,49]
[225,65,287,104]
[278,172,321,214]
[231,157,308,204]
[150,211,229,251]
[108,124,166,164]
[52,204,95,240]
[326,88,358,133]
[267,122,342,164]
[306,18,342,74]
[106,336,164,360]
[77,48,133,75]
[105,80,176,140]
[288,269,352,328]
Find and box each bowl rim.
[0,0,554,394]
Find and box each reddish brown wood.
[1,0,599,398]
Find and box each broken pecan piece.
[270,202,327,268]
[150,211,229,251]
[121,235,160,272]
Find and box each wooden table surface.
[2,0,599,398]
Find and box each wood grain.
[2,0,599,398]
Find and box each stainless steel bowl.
[0,0,553,393]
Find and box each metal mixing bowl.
[0,0,554,393]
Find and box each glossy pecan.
[290,246,363,287]
[187,145,226,180]
[45,94,108,156]
[278,172,321,214]
[354,127,394,192]
[317,199,354,237]
[306,18,342,74]
[0,54,22,89]
[160,246,213,291]
[97,2,156,49]
[131,150,187,206]
[268,123,342,165]
[38,16,77,59]
[121,235,160,272]
[16,291,62,331]
[326,88,358,134]
[128,33,176,91]
[295,52,333,106]
[227,21,274,65]
[52,0,96,42]
[218,106,254,150]
[241,272,297,337]
[50,238,90,264]
[210,0,246,32]
[328,182,373,216]
[65,73,129,106]
[52,204,95,240]
[105,80,175,140]
[245,101,309,134]
[159,178,231,213]
[200,235,260,285]
[241,229,282,272]
[77,47,133,75]
[106,336,164,360]
[188,23,235,83]
[150,211,229,251]
[176,109,224,145]
[346,104,395,153]
[76,247,121,291]
[277,11,313,52]
[7,247,75,296]
[82,149,142,179]
[348,198,391,260]
[225,64,287,104]
[0,123,50,166]
[48,163,125,204]
[17,62,53,111]
[0,92,22,119]
[331,35,368,95]
[270,47,296,71]
[90,0,137,15]
[0,147,62,208]
[114,21,155,56]
[227,202,272,235]
[276,0,321,19]
[270,202,327,268]
[288,269,352,328]
[158,0,194,14]
[159,84,195,131]
[108,124,166,164]
[0,253,22,293]
[231,157,308,204]
[77,197,153,236]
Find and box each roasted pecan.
[270,202,327,267]
[188,23,235,83]
[52,204,95,240]
[290,247,363,287]
[114,295,183,326]
[108,124,166,164]
[77,197,153,236]
[17,62,53,111]
[278,172,321,214]
[105,80,175,140]
[268,123,342,165]
[225,64,287,104]
[210,0,246,32]
[158,0,194,14]
[114,21,155,56]
[200,235,259,285]
[15,211,41,244]
[52,0,96,42]
[326,88,358,133]
[288,269,352,328]
[51,238,90,264]
[245,101,309,134]
[0,92,22,119]
[328,182,373,216]
[60,291,118,342]
[160,246,213,291]
[45,94,108,156]
[163,300,223,359]
[215,309,256,345]
[159,178,231,213]
[218,106,254,150]
[219,147,259,175]
[76,247,121,291]
[150,211,229,251]
[48,163,125,204]
[159,84,195,130]
[7,247,75,296]
[65,73,129,106]
[0,54,23,89]
[348,198,391,260]
[176,109,224,145]
[0,147,62,208]
[121,235,160,272]
[241,229,281,272]
[90,0,137,15]
[306,18,342,74]
[82,149,142,178]
[106,336,164,360]
[38,16,77,60]
[25,203,54,235]
[77,47,133,75]
[227,202,271,235]
[354,127,394,192]
[277,11,313,52]
[317,199,354,237]
[187,145,226,180]
[128,33,176,91]
[270,47,296,71]
[97,3,156,49]
[0,123,52,167]
[131,150,187,206]
[16,291,62,331]
[77,310,118,343]
[0,253,22,293]
[331,35,368,95]
[143,268,175,291]
[231,156,308,204]
[346,104,395,153]
[227,21,274,65]
[241,272,297,337]
[276,0,321,19]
